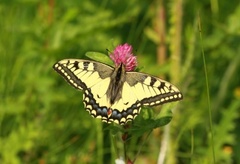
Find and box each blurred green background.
[1,0,240,164]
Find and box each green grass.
[1,0,240,163]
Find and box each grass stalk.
[198,13,216,164]
[96,121,103,164]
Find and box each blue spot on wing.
[83,87,142,124]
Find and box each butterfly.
[53,59,183,125]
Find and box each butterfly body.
[53,59,183,125]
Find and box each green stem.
[198,13,216,164]
[133,130,152,163]
[110,129,119,163]
[190,129,194,164]
[96,121,103,164]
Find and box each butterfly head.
[110,43,137,71]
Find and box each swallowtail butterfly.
[53,59,183,125]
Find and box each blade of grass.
[96,120,103,164]
[198,12,216,164]
[190,129,194,164]
[133,130,152,163]
[110,130,119,163]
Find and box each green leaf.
[119,106,173,137]
[85,51,114,66]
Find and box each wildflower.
[110,43,137,71]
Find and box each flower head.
[110,43,137,71]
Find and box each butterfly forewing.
[125,72,183,106]
[53,59,113,89]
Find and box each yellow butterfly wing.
[53,59,114,122]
